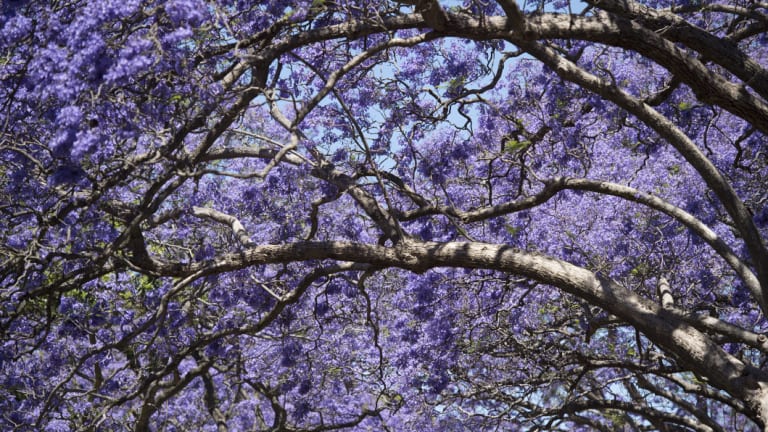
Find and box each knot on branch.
[394,240,428,273]
[496,0,526,33]
[401,0,449,31]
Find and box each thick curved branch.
[129,238,766,419]
[681,313,768,353]
[395,177,562,221]
[258,11,768,134]
[587,0,768,101]
[496,0,526,32]
[200,147,304,165]
[414,0,449,31]
[518,40,768,315]
[508,13,768,133]
[398,176,761,304]
[560,178,761,307]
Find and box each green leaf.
[504,224,519,236]
[504,139,531,154]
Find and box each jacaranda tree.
[2,0,768,430]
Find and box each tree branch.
[496,0,526,32]
[517,40,768,315]
[124,238,764,415]
[398,176,761,304]
[586,0,768,101]
[192,206,254,247]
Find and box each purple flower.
[50,127,77,157]
[165,0,208,26]
[104,37,154,85]
[331,148,348,162]
[280,341,302,367]
[1,14,32,43]
[162,27,194,46]
[71,130,99,161]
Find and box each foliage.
[2,0,768,430]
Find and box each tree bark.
[135,238,768,426]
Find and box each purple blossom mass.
[2,0,768,431]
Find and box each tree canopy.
[2,0,768,430]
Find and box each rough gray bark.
[37,4,767,428]
[126,238,768,427]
